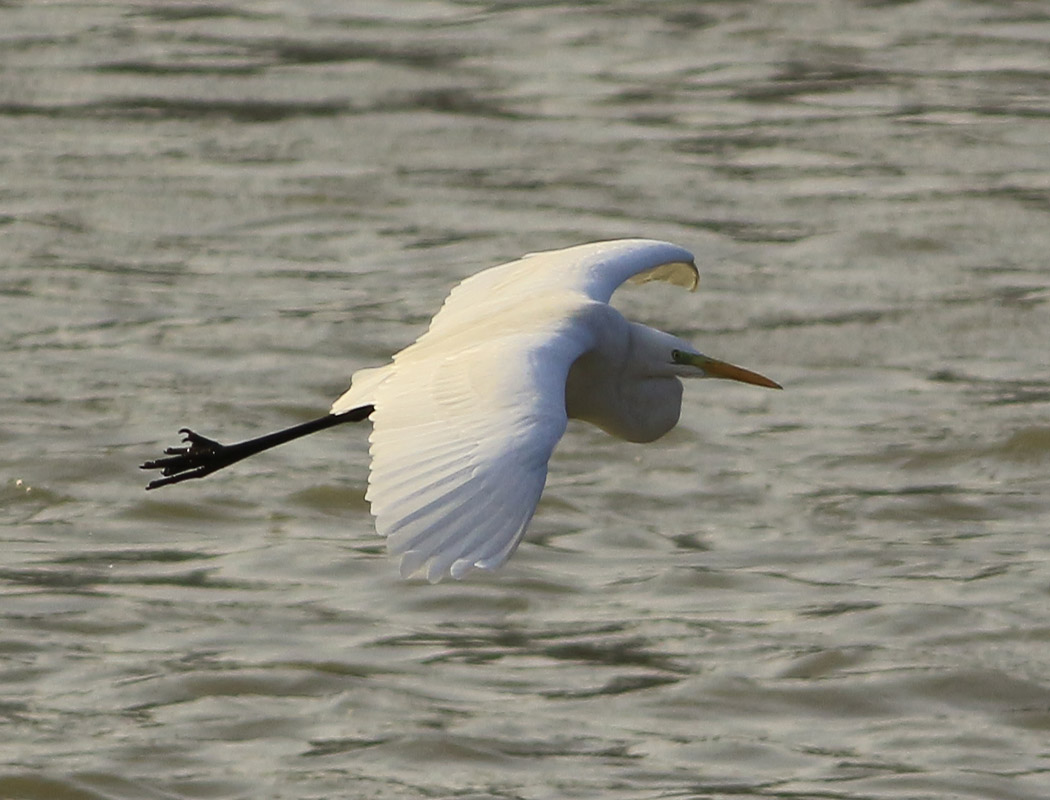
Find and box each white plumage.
[329,239,780,582]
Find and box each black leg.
[141,405,373,490]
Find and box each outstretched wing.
[330,239,697,417]
[365,298,597,582]
[423,239,697,340]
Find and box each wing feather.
[423,240,696,339]
[400,489,511,580]
[366,309,596,581]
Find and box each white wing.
[423,239,697,341]
[330,239,696,417]
[330,239,699,581]
[367,300,596,582]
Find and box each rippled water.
[4,2,1050,798]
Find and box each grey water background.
[3,1,1050,798]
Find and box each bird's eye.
[671,349,682,362]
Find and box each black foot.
[141,428,231,490]
[141,408,373,492]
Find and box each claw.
[145,468,211,491]
[178,428,222,450]
[141,428,230,489]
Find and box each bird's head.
[669,345,782,389]
[628,324,782,389]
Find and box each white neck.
[565,317,684,443]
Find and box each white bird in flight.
[143,239,781,582]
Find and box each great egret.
[143,239,780,581]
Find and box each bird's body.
[327,240,777,581]
[143,239,780,582]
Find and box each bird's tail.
[330,365,392,416]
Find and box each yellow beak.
[692,355,782,389]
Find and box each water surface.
[3,2,1050,798]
